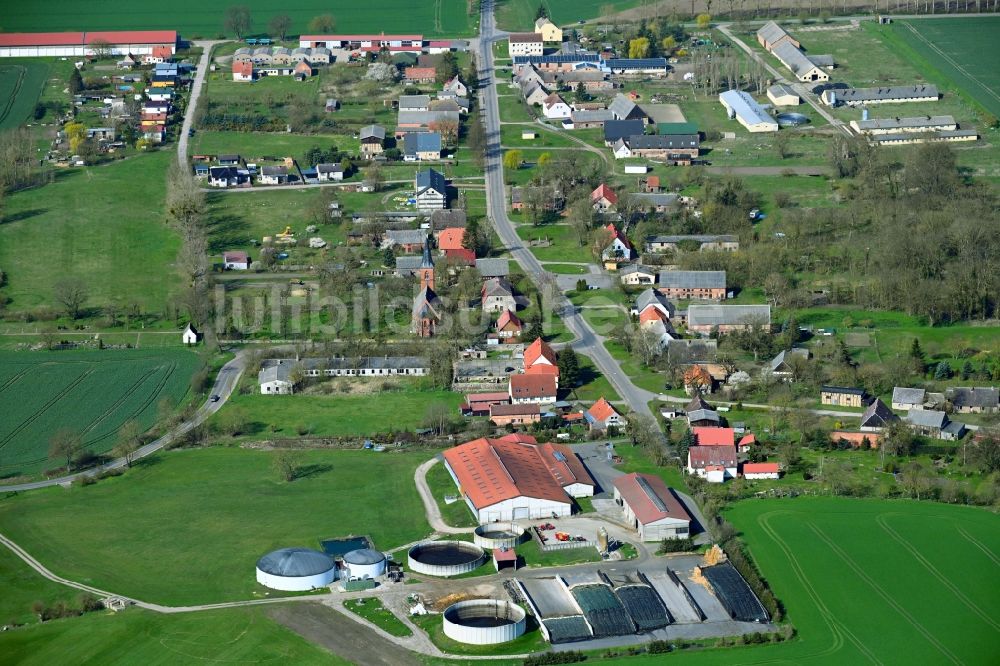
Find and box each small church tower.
[419,234,435,291]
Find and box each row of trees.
[224,6,335,40]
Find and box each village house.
[568,108,614,129]
[403,131,443,161]
[523,337,559,383]
[181,323,200,345]
[584,397,624,432]
[685,395,720,427]
[442,76,467,97]
[632,193,679,213]
[495,309,523,340]
[383,229,428,253]
[437,227,474,265]
[604,119,646,146]
[612,473,692,542]
[223,250,250,270]
[508,33,544,57]
[614,134,700,163]
[316,163,344,181]
[684,364,714,396]
[645,234,739,253]
[821,386,868,408]
[609,94,648,122]
[414,168,448,211]
[633,288,675,320]
[462,391,511,416]
[859,398,898,432]
[541,93,572,119]
[207,166,250,188]
[686,304,771,335]
[768,348,810,381]
[509,374,558,404]
[482,277,517,312]
[490,403,542,426]
[687,445,738,483]
[399,94,431,112]
[259,165,289,185]
[591,184,618,211]
[534,17,563,43]
[619,264,657,286]
[891,387,926,411]
[431,209,467,236]
[946,387,999,413]
[602,223,635,263]
[742,462,781,480]
[404,66,436,83]
[259,364,294,394]
[359,125,386,156]
[510,186,562,212]
[657,270,726,300]
[905,409,965,441]
[476,258,510,279]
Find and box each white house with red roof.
[591,184,618,211]
[232,60,254,82]
[613,473,692,541]
[509,374,557,404]
[495,309,523,340]
[737,433,756,453]
[692,426,735,447]
[441,436,595,522]
[601,223,635,263]
[223,251,250,270]
[742,462,781,479]
[584,397,624,431]
[522,337,559,387]
[687,445,737,482]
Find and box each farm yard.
[0,448,433,606]
[0,0,476,37]
[0,349,201,478]
[0,61,48,130]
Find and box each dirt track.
[267,603,416,666]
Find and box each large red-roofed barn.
[441,437,595,523]
[612,473,692,541]
[0,31,177,58]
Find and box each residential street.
[177,40,221,164]
[477,0,657,419]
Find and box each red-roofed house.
[591,184,618,211]
[438,227,475,265]
[737,433,756,453]
[509,374,557,404]
[223,250,250,270]
[687,445,737,482]
[601,223,635,263]
[441,437,595,522]
[524,337,557,368]
[233,60,254,82]
[692,427,735,447]
[490,402,541,426]
[613,473,692,541]
[495,309,523,340]
[683,364,714,395]
[643,175,661,192]
[405,67,437,83]
[585,397,624,432]
[742,462,781,479]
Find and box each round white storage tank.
[443,599,527,644]
[473,525,526,550]
[256,547,335,591]
[342,548,386,579]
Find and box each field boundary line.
[956,525,1000,567]
[876,513,999,633]
[757,511,881,665]
[808,522,961,665]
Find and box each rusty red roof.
[613,473,691,525]
[510,374,556,399]
[692,427,735,447]
[688,445,737,468]
[743,462,780,474]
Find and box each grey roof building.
[475,258,510,278]
[609,94,647,121]
[431,209,467,230]
[687,304,771,329]
[947,387,999,412]
[256,548,333,577]
[860,398,898,431]
[627,134,700,150]
[604,119,645,143]
[398,94,431,110]
[905,409,947,429]
[360,124,386,141]
[826,85,939,105]
[404,132,442,157]
[658,271,726,289]
[634,287,675,317]
[892,387,926,409]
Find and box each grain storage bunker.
[408,541,487,576]
[256,547,336,591]
[342,548,387,579]
[443,599,527,644]
[473,524,526,550]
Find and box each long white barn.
[0,31,177,58]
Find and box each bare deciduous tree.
[54,279,88,319]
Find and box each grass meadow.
[0,0,476,37]
[214,389,463,438]
[0,607,343,664]
[0,349,201,478]
[0,447,434,605]
[0,151,179,315]
[496,0,641,31]
[0,61,48,130]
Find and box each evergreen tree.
[526,316,543,341]
[69,68,84,95]
[535,4,548,20]
[961,360,974,380]
[557,347,580,389]
[910,338,925,363]
[934,361,952,380]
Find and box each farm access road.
[0,351,247,493]
[177,40,223,164]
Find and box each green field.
[497,0,640,31]
[0,151,180,315]
[890,18,1000,118]
[0,349,201,478]
[425,460,478,528]
[215,389,463,438]
[0,1,475,37]
[0,544,82,626]
[0,607,342,664]
[0,62,48,130]
[0,447,433,605]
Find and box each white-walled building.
[508,33,544,57]
[719,90,779,133]
[0,30,177,58]
[613,473,692,542]
[255,548,335,591]
[442,435,595,523]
